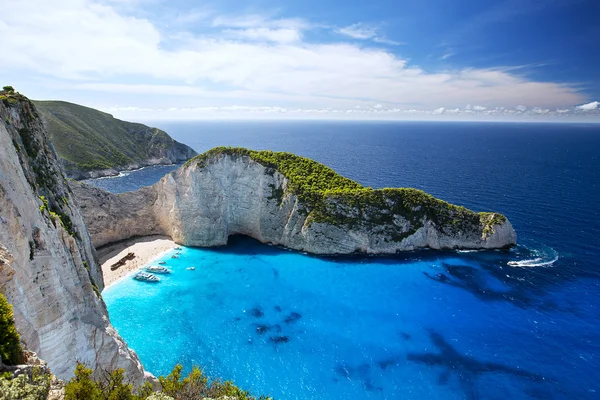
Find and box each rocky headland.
[33,100,197,180]
[73,147,516,254]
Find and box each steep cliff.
[0,89,148,383]
[32,100,197,179]
[73,147,516,253]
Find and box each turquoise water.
[100,122,600,399]
[103,237,597,400]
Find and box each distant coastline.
[72,160,182,180]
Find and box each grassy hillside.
[33,101,196,174]
[188,147,507,237]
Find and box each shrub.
[2,86,15,94]
[0,367,50,400]
[0,293,23,365]
[64,363,271,400]
[64,364,102,400]
[102,368,135,400]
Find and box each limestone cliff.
[0,90,148,383]
[73,148,516,253]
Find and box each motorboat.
[158,261,167,265]
[133,271,160,282]
[171,255,179,259]
[145,265,171,274]
[175,246,182,250]
[186,267,196,271]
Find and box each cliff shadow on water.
[216,235,572,315]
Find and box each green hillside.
[33,100,197,176]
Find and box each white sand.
[97,235,176,288]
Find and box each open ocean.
[99,121,600,400]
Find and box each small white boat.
[186,267,196,271]
[171,255,179,259]
[175,246,182,250]
[133,271,160,282]
[145,265,171,274]
[158,261,167,265]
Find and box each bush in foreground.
[64,363,272,400]
[0,367,51,400]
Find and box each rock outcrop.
[0,90,148,383]
[73,148,516,253]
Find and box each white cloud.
[0,0,594,120]
[212,15,307,30]
[223,28,302,43]
[337,23,377,39]
[373,37,403,46]
[102,103,600,121]
[576,101,600,111]
[337,23,402,45]
[472,105,486,111]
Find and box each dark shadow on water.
[210,235,594,312]
[423,261,565,311]
[407,330,547,400]
[333,363,383,392]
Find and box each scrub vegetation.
[61,363,270,400]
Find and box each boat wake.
[507,246,559,268]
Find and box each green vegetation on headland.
[31,100,197,174]
[187,147,507,240]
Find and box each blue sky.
[1,0,599,121]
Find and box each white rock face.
[0,98,148,384]
[73,153,516,254]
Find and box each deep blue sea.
[100,121,600,400]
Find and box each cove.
[103,236,599,400]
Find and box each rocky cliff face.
[0,92,148,383]
[73,149,516,253]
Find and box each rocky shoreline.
[65,160,183,180]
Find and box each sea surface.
[101,121,600,400]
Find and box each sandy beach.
[97,235,176,288]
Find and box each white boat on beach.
[145,265,171,274]
[133,271,160,282]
